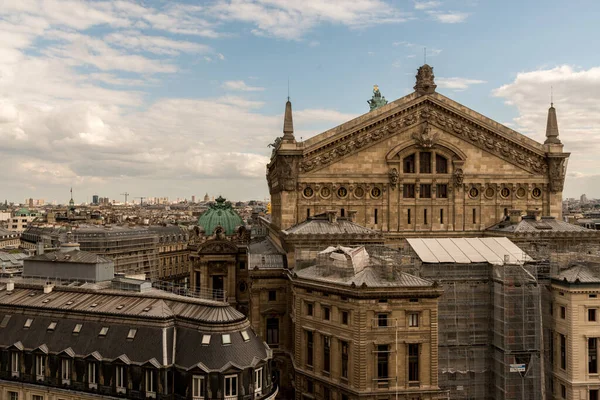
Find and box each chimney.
[509,210,523,224]
[326,211,338,223]
[6,281,14,292]
[526,209,542,221]
[37,241,44,255]
[43,283,53,294]
[347,210,357,223]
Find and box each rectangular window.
[403,184,415,198]
[342,311,349,325]
[560,334,567,370]
[116,365,125,389]
[419,152,431,173]
[32,396,43,400]
[323,387,331,400]
[472,208,477,224]
[307,303,313,316]
[377,345,389,381]
[307,208,310,219]
[36,355,45,378]
[408,343,419,382]
[437,184,448,198]
[590,309,597,322]
[88,363,97,385]
[266,318,279,346]
[192,375,205,399]
[323,336,331,373]
[374,208,378,225]
[307,331,314,366]
[61,359,70,382]
[409,313,419,327]
[435,154,448,173]
[591,389,599,400]
[341,208,345,217]
[404,154,415,173]
[590,338,598,374]
[11,352,19,374]
[561,384,566,399]
[424,209,428,225]
[9,392,18,400]
[420,184,431,198]
[224,375,238,398]
[254,368,263,394]
[561,306,566,319]
[550,332,554,366]
[341,341,349,379]
[323,307,330,321]
[440,208,444,224]
[239,261,245,270]
[378,313,388,327]
[145,369,155,393]
[268,290,276,301]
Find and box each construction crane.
[120,192,130,204]
[134,196,146,206]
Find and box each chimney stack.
[326,211,338,223]
[509,210,523,224]
[347,210,357,223]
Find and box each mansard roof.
[283,212,383,237]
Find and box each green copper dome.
[197,196,244,236]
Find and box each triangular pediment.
[299,94,548,175]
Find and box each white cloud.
[426,11,469,23]
[309,40,320,47]
[217,53,226,60]
[493,65,600,197]
[210,0,411,40]
[414,1,442,10]
[437,77,486,90]
[104,31,211,55]
[222,80,265,92]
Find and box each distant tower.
[69,187,75,213]
[192,195,196,203]
[204,193,210,202]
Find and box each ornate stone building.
[267,64,569,244]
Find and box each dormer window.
[241,330,250,342]
[11,352,19,377]
[24,318,33,329]
[127,328,137,340]
[73,324,83,334]
[47,321,57,331]
[222,334,231,345]
[99,327,109,337]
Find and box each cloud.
[493,65,600,197]
[222,80,266,92]
[392,41,442,58]
[104,31,212,55]
[309,40,320,47]
[437,77,486,90]
[217,53,226,60]
[426,11,469,23]
[209,0,411,40]
[414,1,442,10]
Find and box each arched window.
[419,152,432,173]
[436,154,448,173]
[403,154,416,173]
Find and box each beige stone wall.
[550,284,600,400]
[1,382,106,400]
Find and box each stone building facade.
[267,65,569,244]
[148,225,190,284]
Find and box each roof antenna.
[551,85,553,107]
[424,47,426,64]
[287,78,290,102]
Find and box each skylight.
[116,305,124,310]
[24,318,33,328]
[48,321,57,331]
[73,324,82,334]
[222,334,231,345]
[99,327,109,337]
[201,335,211,345]
[241,330,250,342]
[127,328,137,340]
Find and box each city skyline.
[1,0,600,203]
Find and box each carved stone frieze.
[298,100,549,176]
[412,122,439,148]
[548,157,567,193]
[267,155,299,194]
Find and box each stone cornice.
[299,97,550,175]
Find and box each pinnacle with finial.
[544,100,561,145]
[282,98,295,142]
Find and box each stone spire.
[282,99,295,141]
[544,102,561,145]
[414,64,437,96]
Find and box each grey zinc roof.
[248,238,286,269]
[407,237,532,265]
[554,265,600,284]
[27,250,112,264]
[488,216,594,233]
[283,216,381,236]
[295,264,432,288]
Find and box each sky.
[1,0,599,204]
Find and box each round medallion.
[500,187,511,198]
[469,187,479,198]
[371,187,381,198]
[532,187,542,199]
[516,187,526,198]
[337,186,348,198]
[354,187,365,198]
[239,281,247,293]
[485,187,495,198]
[303,187,314,198]
[320,187,331,198]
